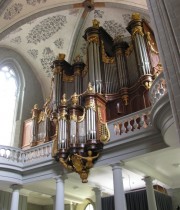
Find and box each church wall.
[0,47,44,148]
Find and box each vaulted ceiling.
[1,0,180,207]
[0,0,149,98]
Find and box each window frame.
[0,59,25,146]
[84,203,94,210]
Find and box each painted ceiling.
[1,0,180,207]
[0,0,149,98]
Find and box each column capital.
[143,176,154,185]
[111,161,124,169]
[54,174,67,183]
[92,187,101,193]
[10,184,22,191]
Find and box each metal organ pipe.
[114,40,129,89]
[127,14,151,77]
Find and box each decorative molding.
[122,14,131,26]
[27,49,38,59]
[80,41,87,56]
[54,38,64,49]
[26,0,47,6]
[103,20,126,38]
[94,10,104,18]
[41,47,55,77]
[3,3,23,20]
[10,36,21,44]
[68,8,80,16]
[26,15,67,44]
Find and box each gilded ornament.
[78,108,86,123]
[122,95,128,106]
[71,92,79,105]
[125,43,133,57]
[101,41,115,64]
[92,19,100,28]
[144,81,152,89]
[131,13,141,21]
[70,113,77,122]
[59,109,67,120]
[87,82,95,93]
[57,53,65,60]
[31,104,39,119]
[132,26,144,38]
[61,94,67,106]
[87,34,99,44]
[74,68,81,76]
[80,170,89,183]
[146,32,159,54]
[74,151,99,169]
[63,72,74,82]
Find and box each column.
[10,184,21,210]
[144,176,157,210]
[92,187,102,210]
[70,202,75,210]
[111,163,127,210]
[55,176,65,210]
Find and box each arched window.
[0,65,18,146]
[84,203,94,210]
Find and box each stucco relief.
[41,47,55,77]
[28,49,38,59]
[122,14,131,26]
[80,41,87,56]
[103,20,126,38]
[3,3,23,20]
[26,0,47,6]
[94,10,104,18]
[10,36,21,44]
[69,9,80,16]
[26,15,67,44]
[54,38,64,49]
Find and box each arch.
[0,47,44,147]
[0,58,25,122]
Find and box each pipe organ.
[22,13,163,166]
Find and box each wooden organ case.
[22,13,163,149]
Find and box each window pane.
[85,203,94,210]
[0,66,17,146]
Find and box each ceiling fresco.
[1,1,180,207]
[0,0,149,98]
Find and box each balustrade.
[113,108,151,135]
[0,142,53,165]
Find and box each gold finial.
[57,53,66,61]
[87,82,94,93]
[74,55,83,63]
[122,95,129,106]
[33,104,38,109]
[144,81,152,90]
[71,92,79,105]
[131,13,141,21]
[61,94,67,106]
[92,19,100,28]
[114,35,124,44]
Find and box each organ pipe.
[127,13,151,76]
